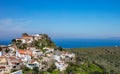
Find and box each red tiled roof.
[11,62,17,64]
[0,56,5,58]
[18,49,33,56]
[18,60,23,63]
[9,56,16,60]
[0,66,5,69]
[31,60,35,63]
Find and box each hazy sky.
[0,0,120,40]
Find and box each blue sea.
[0,39,120,48]
[53,39,120,48]
[0,40,11,45]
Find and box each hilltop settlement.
[0,33,75,74]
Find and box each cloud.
[0,18,34,40]
[0,18,32,31]
[0,19,13,26]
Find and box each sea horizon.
[0,38,120,48]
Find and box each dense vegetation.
[32,34,56,48]
[66,47,120,74]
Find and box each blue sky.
[0,0,120,40]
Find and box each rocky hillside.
[11,33,56,49]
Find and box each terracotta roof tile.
[0,66,5,69]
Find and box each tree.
[20,43,27,49]
[16,40,22,49]
[47,64,56,73]
[5,49,10,53]
[0,47,2,51]
[22,33,29,37]
[57,46,63,51]
[110,70,115,74]
[66,66,76,74]
[17,40,22,44]
[43,34,48,38]
[11,39,16,44]
[33,67,39,74]
[23,66,31,74]
[90,71,103,74]
[23,67,30,71]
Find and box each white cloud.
[0,18,34,40]
[0,18,32,31]
[0,19,13,26]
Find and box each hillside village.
[0,33,75,74]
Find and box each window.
[0,70,2,72]
[16,63,19,65]
[13,66,16,68]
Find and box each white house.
[0,52,2,57]
[0,57,12,74]
[16,35,34,44]
[32,49,43,58]
[16,49,32,62]
[8,46,17,53]
[68,53,75,58]
[54,55,61,62]
[33,34,42,41]
[27,47,36,51]
[16,38,26,43]
[26,60,40,69]
[55,61,68,71]
[43,47,54,53]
